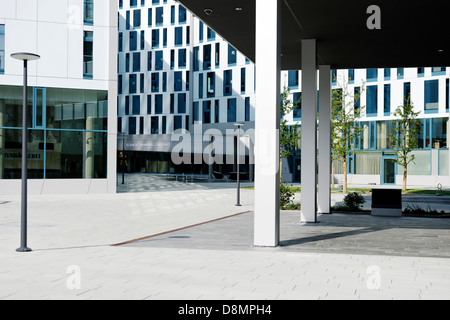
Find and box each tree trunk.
[403,166,407,193]
[343,159,347,194]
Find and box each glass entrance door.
[382,157,396,185]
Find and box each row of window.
[0,25,4,74]
[193,97,252,124]
[120,114,187,135]
[288,68,448,89]
[121,0,168,9]
[123,5,187,30]
[122,93,187,116]
[119,27,189,53]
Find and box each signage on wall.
[3,152,44,161]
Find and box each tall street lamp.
[234,122,245,206]
[11,52,40,253]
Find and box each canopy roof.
[179,0,450,70]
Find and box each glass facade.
[0,86,108,180]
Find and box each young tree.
[331,77,365,194]
[389,95,421,192]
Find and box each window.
[118,33,123,52]
[140,73,144,93]
[132,52,140,72]
[203,44,211,70]
[170,49,175,69]
[162,28,167,47]
[118,75,123,94]
[418,67,425,77]
[132,95,140,115]
[83,31,93,79]
[155,51,163,70]
[384,84,390,115]
[228,45,237,66]
[397,68,404,79]
[174,115,182,131]
[130,31,137,51]
[129,74,137,94]
[155,7,163,26]
[425,80,439,112]
[155,94,163,114]
[207,28,215,41]
[0,25,4,74]
[354,87,361,114]
[177,49,186,69]
[147,51,152,71]
[214,100,220,123]
[126,11,131,30]
[162,72,167,92]
[288,71,299,89]
[203,101,211,123]
[446,79,449,112]
[125,53,130,72]
[140,30,145,50]
[432,67,446,75]
[366,85,378,116]
[245,97,251,122]
[151,29,159,49]
[348,69,355,83]
[84,0,94,25]
[227,98,237,122]
[171,5,176,24]
[384,68,390,80]
[403,82,411,102]
[367,69,378,82]
[174,27,183,46]
[174,71,182,91]
[162,116,167,134]
[199,21,204,42]
[151,116,159,134]
[130,0,137,7]
[198,73,203,99]
[179,6,187,24]
[148,8,152,26]
[151,73,159,92]
[129,117,137,135]
[193,46,199,71]
[241,68,246,94]
[133,9,141,28]
[207,72,215,97]
[293,92,301,120]
[125,96,130,115]
[147,95,152,114]
[332,69,337,84]
[178,93,186,113]
[215,43,220,68]
[193,102,200,122]
[140,117,144,135]
[224,70,232,96]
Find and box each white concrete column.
[0,100,4,179]
[254,0,281,247]
[301,39,318,223]
[318,65,331,214]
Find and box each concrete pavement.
[1,173,450,300]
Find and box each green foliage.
[280,85,301,159]
[331,192,366,212]
[280,183,295,210]
[389,95,421,168]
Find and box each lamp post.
[11,52,40,253]
[234,122,244,206]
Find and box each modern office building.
[119,0,449,188]
[0,0,118,194]
[118,0,255,176]
[282,67,450,187]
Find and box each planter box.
[371,188,402,217]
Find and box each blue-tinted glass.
[203,101,211,123]
[152,0,160,4]
[151,73,159,92]
[1,25,5,74]
[147,95,152,114]
[155,94,163,114]
[215,43,220,68]
[207,28,215,41]
[228,45,236,66]
[174,115,182,131]
[198,73,203,99]
[152,29,159,48]
[241,68,246,94]
[140,30,145,49]
[384,84,390,114]
[118,33,123,52]
[171,6,175,24]
[293,92,301,120]
[129,31,137,51]
[178,93,186,113]
[348,69,355,82]
[397,68,404,79]
[207,72,215,97]
[199,21,204,42]
[367,69,378,82]
[129,74,137,94]
[130,0,137,7]
[179,6,187,24]
[148,8,152,26]
[151,116,159,134]
[147,51,152,71]
[162,72,167,92]
[133,9,141,28]
[425,80,439,111]
[366,85,378,115]
[125,96,130,115]
[174,71,182,91]
[245,97,250,122]
[224,70,232,96]
[332,69,337,84]
[118,75,123,94]
[404,82,411,101]
[288,71,298,88]
[133,52,140,72]
[132,95,140,115]
[126,11,130,30]
[156,7,163,26]
[129,117,136,135]
[174,27,183,46]
[354,87,361,113]
[155,51,163,70]
[178,49,186,68]
[125,53,130,72]
[384,68,390,80]
[203,44,211,70]
[170,50,175,69]
[163,28,167,47]
[193,102,200,121]
[84,0,94,25]
[193,46,199,71]
[227,98,237,122]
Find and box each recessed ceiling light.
[438,49,444,52]
[235,7,243,11]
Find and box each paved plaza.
[1,174,450,300]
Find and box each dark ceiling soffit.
[178,0,450,70]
